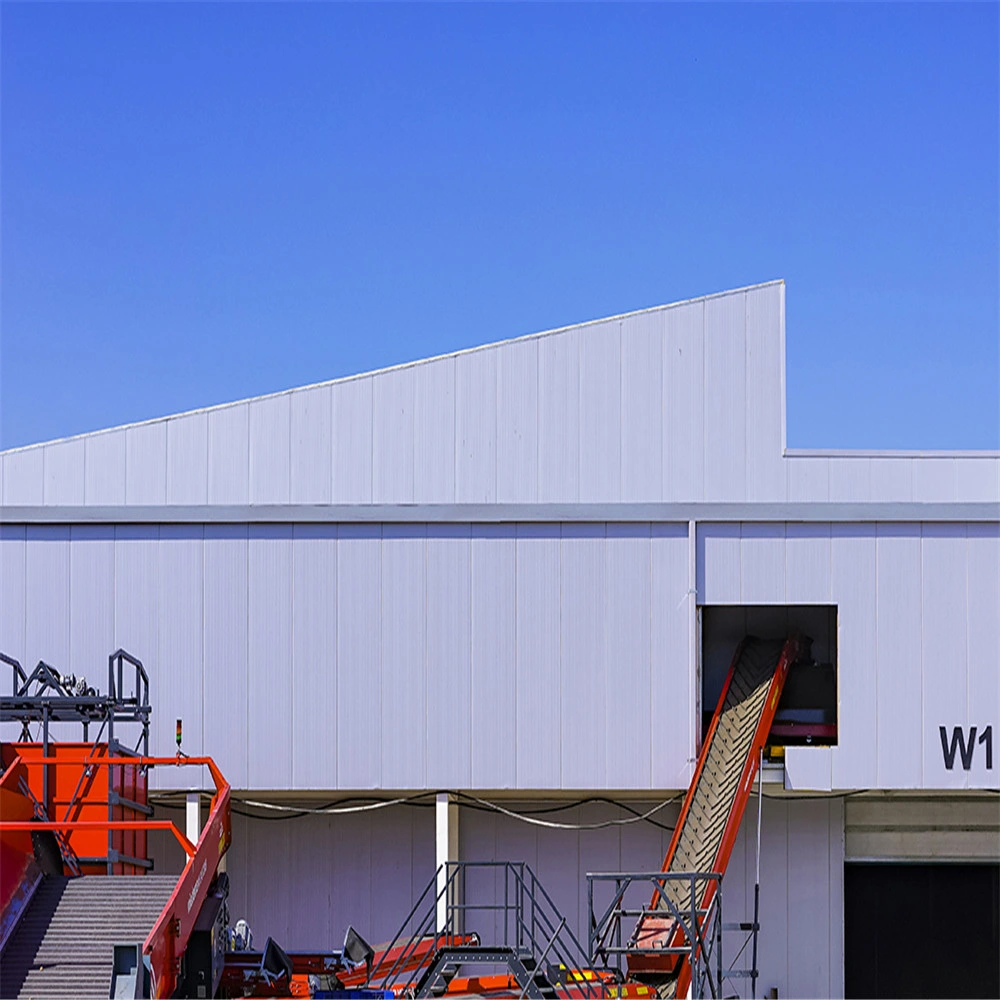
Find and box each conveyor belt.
[629,635,803,996]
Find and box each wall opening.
[845,862,1000,998]
[698,605,837,751]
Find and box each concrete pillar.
[435,793,459,933]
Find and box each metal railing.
[367,861,608,998]
[587,871,723,1000]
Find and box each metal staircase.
[0,874,178,999]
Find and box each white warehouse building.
[1,280,998,998]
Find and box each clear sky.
[2,2,997,452]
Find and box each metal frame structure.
[367,861,608,999]
[1,649,152,873]
[588,871,723,1000]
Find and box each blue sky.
[2,2,997,452]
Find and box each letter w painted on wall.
[939,726,994,770]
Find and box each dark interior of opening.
[845,863,1000,999]
[699,605,838,749]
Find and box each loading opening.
[699,605,838,753]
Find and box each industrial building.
[1,279,997,997]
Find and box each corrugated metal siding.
[578,321,621,503]
[515,525,561,787]
[84,430,126,504]
[875,524,922,788]
[455,349,497,503]
[157,525,204,790]
[560,524,606,787]
[8,282,998,508]
[470,525,516,788]
[336,525,381,788]
[829,525,877,789]
[203,525,249,789]
[413,358,456,503]
[125,422,167,503]
[703,292,746,501]
[208,403,250,504]
[967,524,1000,790]
[745,284,785,501]
[380,525,426,788]
[43,439,85,504]
[331,377,373,503]
[538,331,580,502]
[663,300,705,501]
[620,312,663,501]
[372,368,415,503]
[291,524,337,789]
[290,387,333,504]
[248,525,293,789]
[249,394,291,504]
[496,338,538,502]
[68,526,115,690]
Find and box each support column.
[186,792,202,847]
[435,793,459,933]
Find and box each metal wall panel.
[425,526,472,787]
[413,358,456,503]
[291,525,337,789]
[875,524,922,787]
[829,457,871,502]
[84,430,126,504]
[620,312,663,501]
[578,321,621,503]
[954,457,998,501]
[68,525,115,688]
[920,525,968,789]
[756,796,789,994]
[380,526,426,788]
[332,377,373,503]
[373,368,416,503]
[663,301,704,501]
[870,457,912,501]
[0,526,26,665]
[455,349,497,503]
[336,525,381,788]
[605,525,652,789]
[912,457,956,502]
[560,524,606,788]
[125,422,167,504]
[967,524,1000,789]
[696,523,740,604]
[515,525,561,787]
[651,523,692,789]
[290,386,333,504]
[203,525,249,789]
[207,403,249,504]
[43,439,85,504]
[703,293,746,502]
[248,526,293,789]
[786,457,829,502]
[470,525,516,788]
[538,331,580,502]
[3,447,43,504]
[249,394,291,504]
[784,524,832,603]
[830,525,877,789]
[745,284,786,502]
[496,339,538,502]
[740,524,785,603]
[166,412,208,504]
[156,526,204,790]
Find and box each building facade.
[1,280,997,997]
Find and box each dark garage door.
[845,863,999,999]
